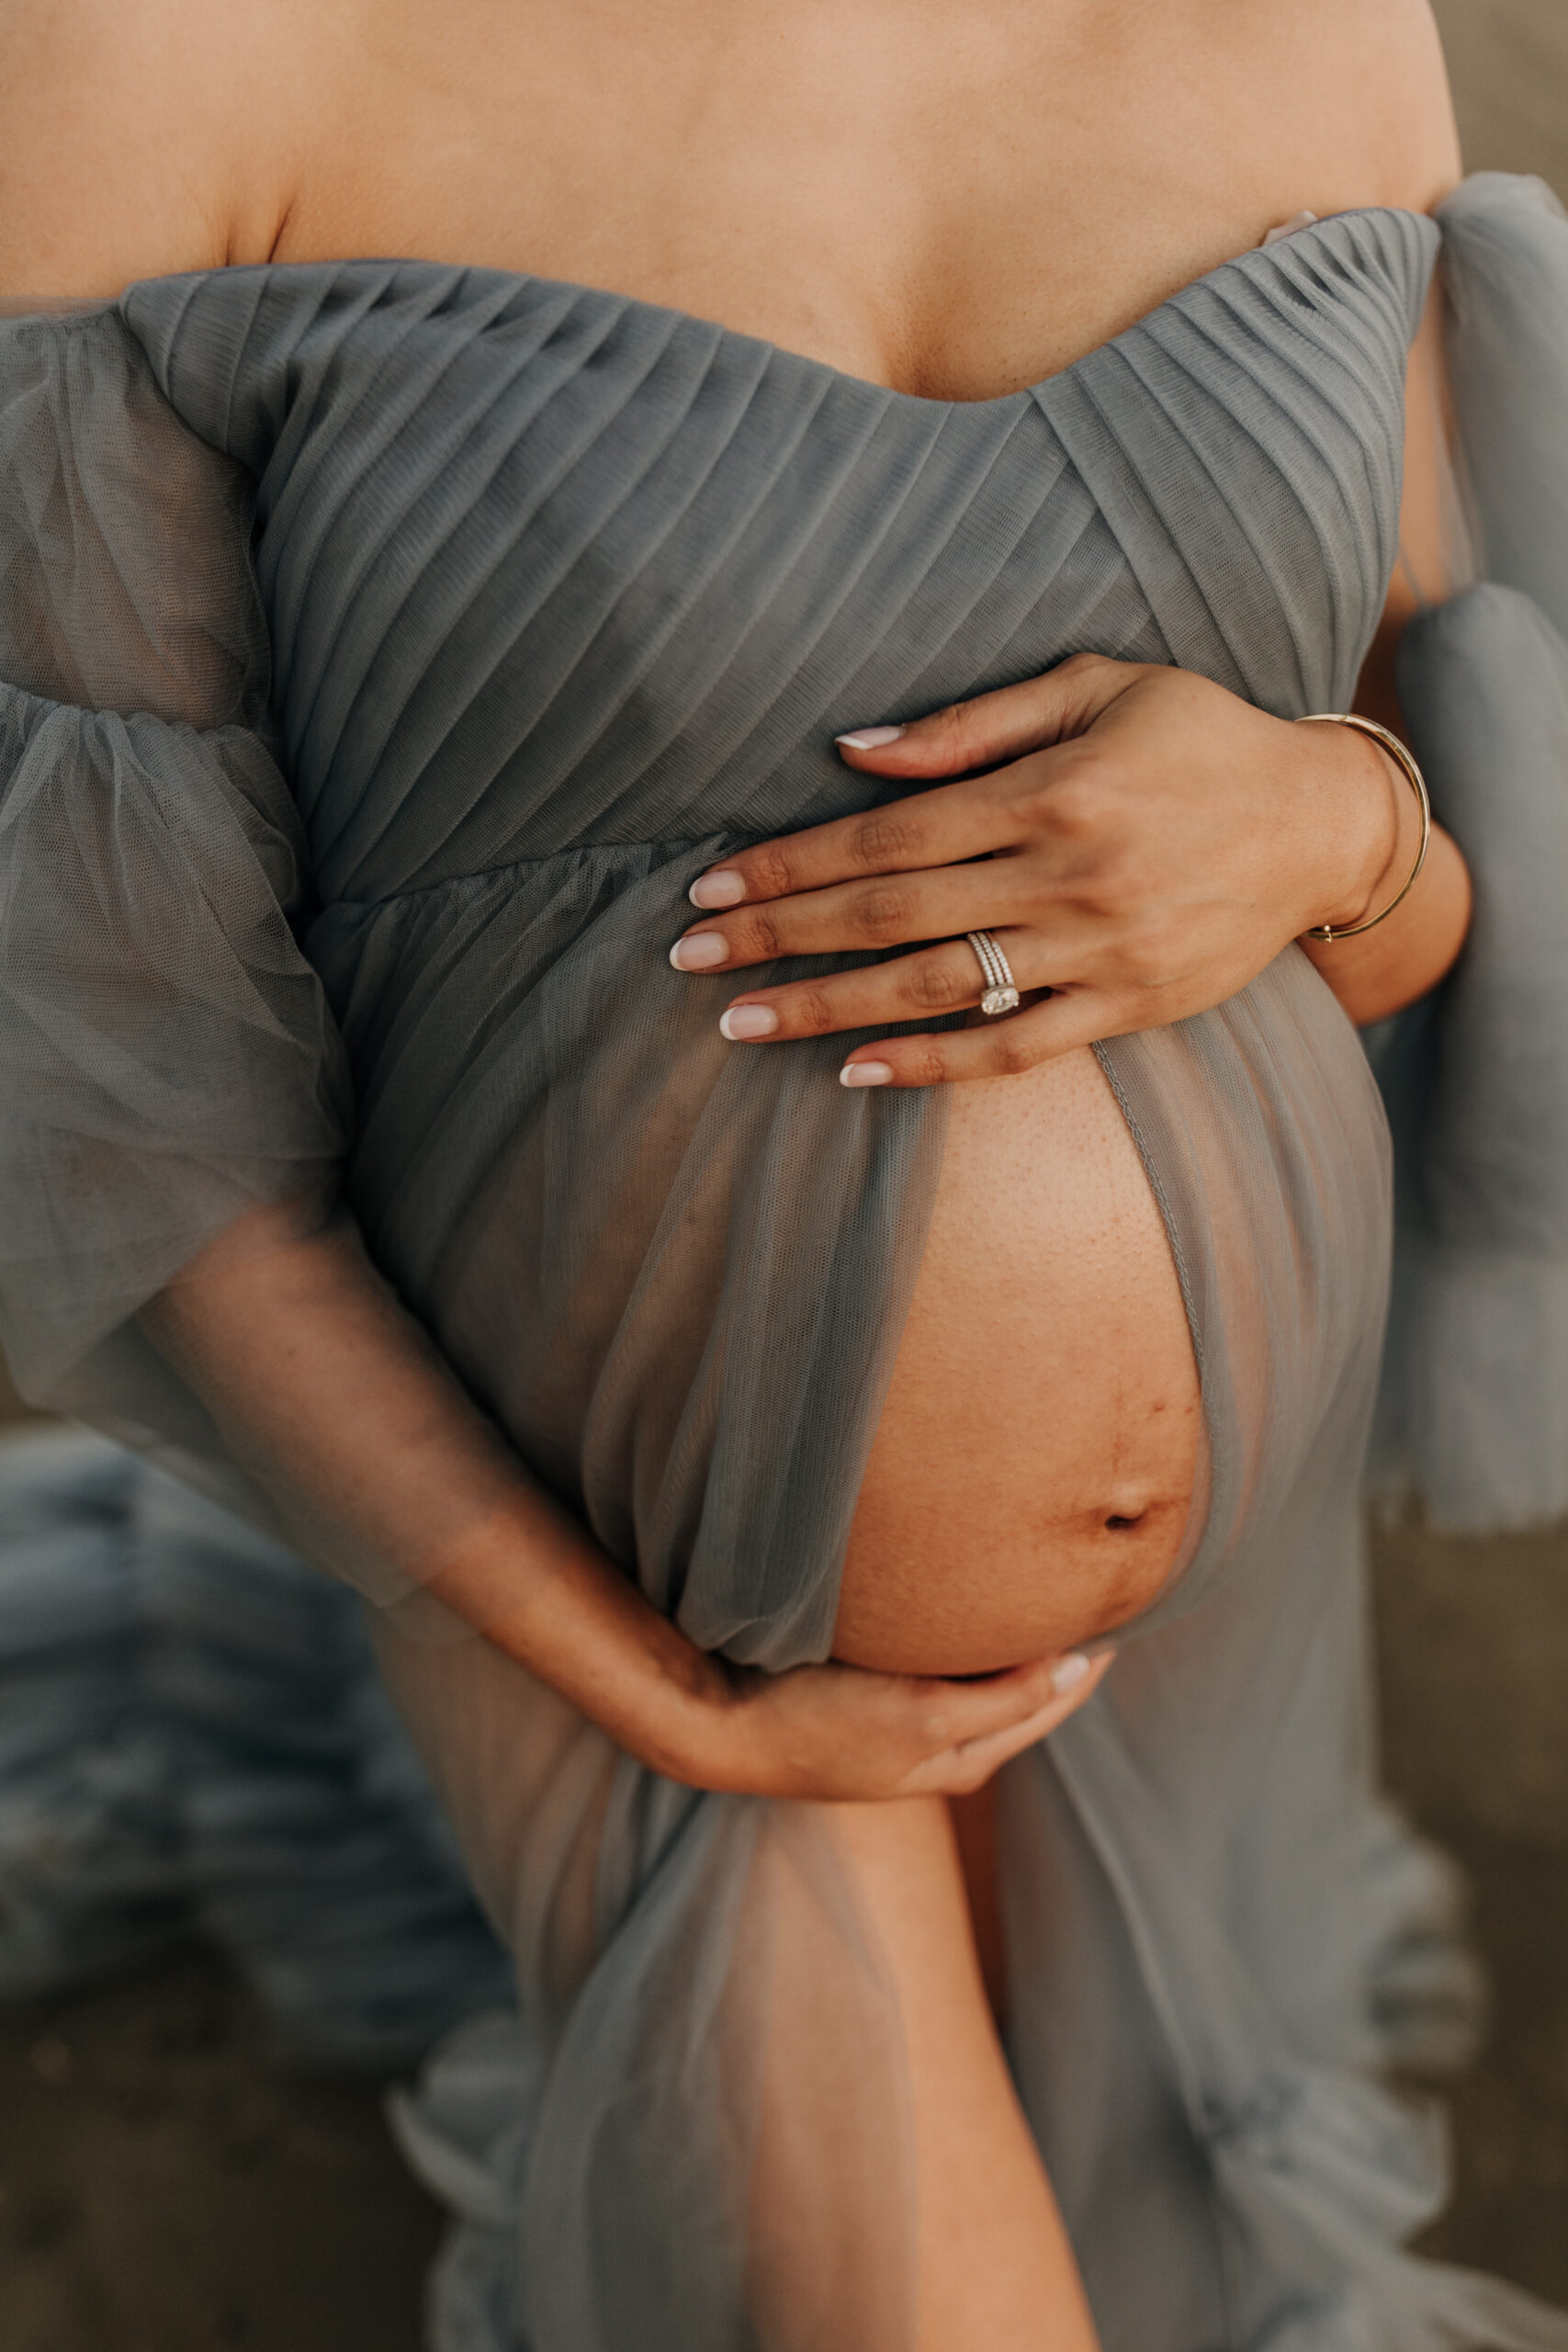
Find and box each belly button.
[1104,1510,1145,1532]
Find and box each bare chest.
[271,0,1405,402]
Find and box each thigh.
[376,1619,1096,2350]
[370,1612,616,2005]
[761,1793,1099,2352]
[950,1781,1007,2023]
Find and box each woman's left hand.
[670,654,1406,1085]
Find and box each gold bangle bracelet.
[1296,711,1431,943]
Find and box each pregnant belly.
[834,1045,1201,1676]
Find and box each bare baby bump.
[834,1046,1201,1677]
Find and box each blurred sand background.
[3,3,1567,2343]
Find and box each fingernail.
[1050,1651,1091,1694]
[835,725,905,751]
[840,1060,894,1088]
[670,932,728,971]
[719,1003,779,1041]
[690,869,745,910]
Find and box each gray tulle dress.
[4,172,1568,2350]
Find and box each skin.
[0,5,1471,2341]
[377,1614,1100,2350]
[677,661,1469,1079]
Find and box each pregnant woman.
[4,0,1568,2345]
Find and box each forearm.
[1299,818,1471,1026]
[1296,720,1472,1027]
[1307,290,1475,1032]
[140,1201,717,1773]
[137,1200,1098,1804]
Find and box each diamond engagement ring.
[965,930,1021,1017]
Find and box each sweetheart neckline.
[126,203,1430,417]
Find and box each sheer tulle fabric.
[1371,175,1568,1530]
[0,1422,510,2063]
[1,187,1568,2348]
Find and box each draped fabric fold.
[0,691,347,1393]
[0,1424,510,2063]
[0,187,1565,2349]
[1370,175,1568,1527]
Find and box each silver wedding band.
[965,930,1021,1018]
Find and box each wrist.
[548,1591,741,1788]
[434,1496,739,1781]
[1297,717,1409,937]
[628,1632,741,1786]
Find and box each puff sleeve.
[1370,175,1568,1526]
[0,306,351,1485]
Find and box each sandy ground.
[3,6,1568,2345]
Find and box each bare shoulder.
[1253,0,1461,215]
[0,0,310,300]
[1350,0,1463,209]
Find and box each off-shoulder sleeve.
[1369,175,1568,1528]
[0,308,351,1472]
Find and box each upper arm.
[1380,0,1470,625]
[1329,2,1467,729]
[0,0,294,300]
[1316,0,1461,216]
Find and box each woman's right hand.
[667,1646,1113,1801]
[404,1464,1115,1802]
[145,1209,1113,1804]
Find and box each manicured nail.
[840,1060,894,1088]
[690,869,745,910]
[719,1003,779,1041]
[1050,1651,1091,1694]
[670,932,728,971]
[835,725,905,751]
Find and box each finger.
[684,659,1149,916]
[717,935,1026,1041]
[903,1653,1115,1794]
[672,859,1039,975]
[951,1647,1112,1758]
[832,653,1146,783]
[684,776,1018,918]
[836,988,1125,1088]
[903,1652,1081,1751]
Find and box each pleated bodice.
[10,177,1568,2352]
[0,206,1436,1662]
[127,208,1429,895]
